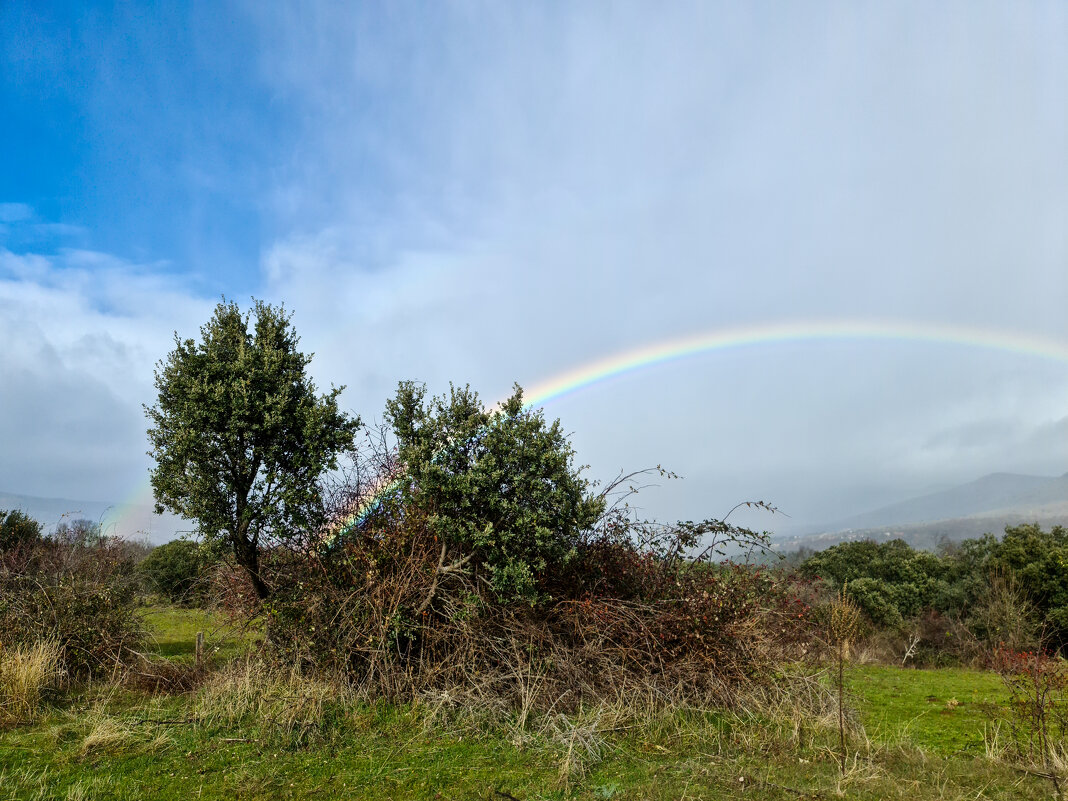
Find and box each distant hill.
[777,472,1068,553]
[0,490,186,544]
[823,472,1068,532]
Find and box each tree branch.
[415,542,473,616]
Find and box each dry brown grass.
[0,639,63,722]
[191,657,351,741]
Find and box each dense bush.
[259,425,812,708]
[795,524,1068,661]
[986,524,1068,647]
[384,382,604,602]
[798,539,951,626]
[139,539,211,604]
[0,509,43,554]
[0,518,144,680]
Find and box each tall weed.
[0,640,63,722]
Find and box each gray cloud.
[0,243,213,507]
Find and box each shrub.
[0,509,43,554]
[0,531,144,680]
[798,539,947,625]
[384,382,604,603]
[967,570,1039,654]
[262,459,809,708]
[0,574,144,679]
[249,385,812,709]
[989,643,1068,798]
[988,524,1068,648]
[139,539,210,604]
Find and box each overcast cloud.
[1,2,1066,537]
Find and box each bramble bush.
[255,386,814,708]
[0,518,144,680]
[988,642,1068,799]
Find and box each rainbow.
[329,318,1068,538]
[520,318,1068,408]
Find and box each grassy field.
[139,605,260,662]
[0,607,1050,800]
[851,664,1005,755]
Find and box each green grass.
[140,605,260,662]
[0,607,1053,800]
[850,664,1007,755]
[0,693,1049,800]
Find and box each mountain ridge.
[810,471,1068,535]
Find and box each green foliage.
[139,539,212,605]
[797,524,1068,653]
[384,382,604,602]
[0,509,43,553]
[841,576,904,628]
[987,524,1068,645]
[145,299,360,599]
[799,539,949,626]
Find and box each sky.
[1,1,1066,540]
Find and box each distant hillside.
[0,490,186,544]
[777,471,1068,554]
[777,509,1068,553]
[819,472,1068,532]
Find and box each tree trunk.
[232,523,270,600]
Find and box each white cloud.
[241,3,1068,526]
[0,245,213,508]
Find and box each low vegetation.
[796,525,1068,661]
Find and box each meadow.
[0,606,1051,801]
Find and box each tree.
[799,539,948,625]
[52,518,106,548]
[0,509,43,553]
[145,300,359,599]
[384,381,604,602]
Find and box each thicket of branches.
[251,387,815,709]
[0,518,148,679]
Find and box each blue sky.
[1,4,285,291]
[2,2,1066,538]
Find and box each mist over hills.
[0,490,186,544]
[822,472,1068,530]
[778,472,1068,552]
